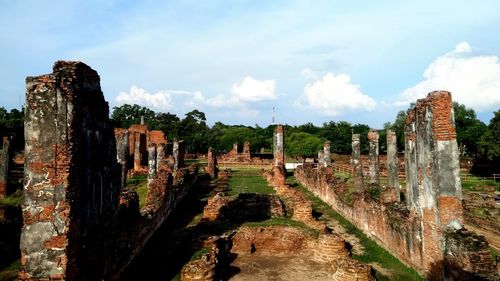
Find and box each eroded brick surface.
[21,61,121,280]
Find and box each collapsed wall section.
[20,61,121,280]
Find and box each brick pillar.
[206,147,218,179]
[323,140,331,167]
[0,137,9,198]
[115,129,129,189]
[273,124,286,187]
[173,139,179,170]
[387,130,400,201]
[147,144,157,185]
[273,124,285,167]
[318,151,324,167]
[156,143,165,172]
[133,131,142,171]
[404,91,464,275]
[352,134,363,192]
[21,61,121,280]
[232,143,238,154]
[243,141,250,155]
[178,140,185,168]
[367,129,380,186]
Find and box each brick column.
[115,129,129,189]
[147,144,157,185]
[367,129,380,186]
[206,147,218,179]
[0,137,9,198]
[404,91,464,274]
[173,139,179,170]
[323,140,331,167]
[386,130,400,202]
[352,134,363,192]
[133,131,142,171]
[156,143,165,172]
[273,124,285,167]
[272,124,286,187]
[21,61,120,280]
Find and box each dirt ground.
[227,254,333,281]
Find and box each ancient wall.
[21,61,121,280]
[0,137,10,198]
[295,91,497,280]
[20,61,199,281]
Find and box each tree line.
[0,103,498,164]
[109,104,500,163]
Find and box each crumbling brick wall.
[21,61,121,280]
[20,61,199,281]
[295,91,497,280]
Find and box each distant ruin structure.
[386,130,400,202]
[351,134,363,192]
[367,129,380,186]
[205,147,218,179]
[323,140,331,167]
[272,124,286,187]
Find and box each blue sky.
[1,0,500,128]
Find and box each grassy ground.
[126,174,148,208]
[288,176,423,281]
[226,168,275,196]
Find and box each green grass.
[126,175,148,208]
[227,169,275,196]
[288,176,423,281]
[0,190,22,207]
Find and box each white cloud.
[295,73,376,116]
[397,42,500,111]
[116,86,205,112]
[232,76,276,102]
[206,76,276,108]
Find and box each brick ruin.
[295,91,498,280]
[19,61,197,280]
[13,62,498,280]
[219,141,252,163]
[0,137,10,198]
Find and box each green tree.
[285,132,323,159]
[111,104,156,128]
[478,110,500,160]
[154,112,180,140]
[179,110,211,153]
[0,107,24,150]
[453,102,487,156]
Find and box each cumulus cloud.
[397,42,500,111]
[232,76,276,102]
[295,73,376,116]
[116,86,205,111]
[206,76,276,108]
